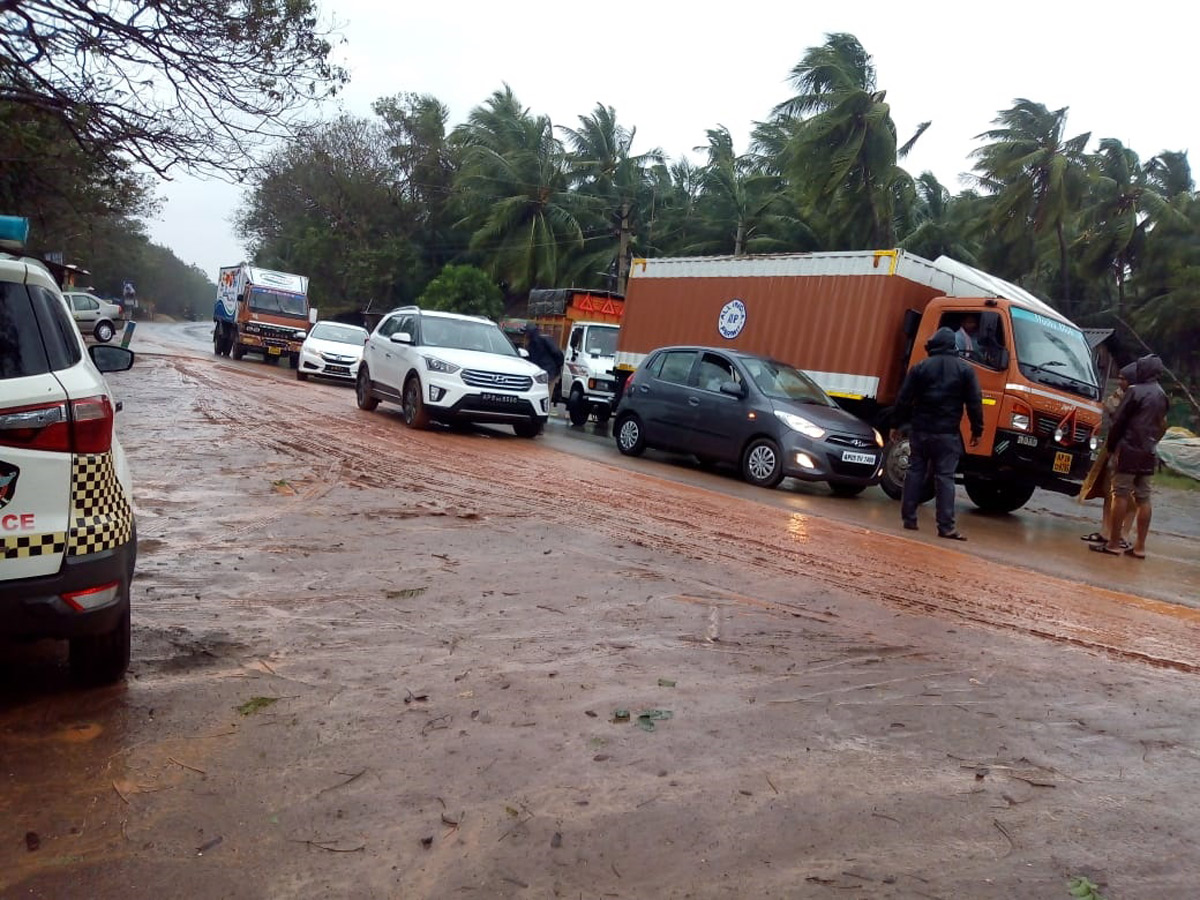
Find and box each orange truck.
[527,288,624,425]
[615,250,1103,512]
[212,264,315,368]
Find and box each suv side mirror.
[390,331,413,345]
[90,344,135,373]
[309,308,318,324]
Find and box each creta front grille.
[1034,414,1092,444]
[461,370,533,391]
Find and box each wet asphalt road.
[141,321,1199,610]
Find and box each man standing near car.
[524,324,564,403]
[893,326,984,540]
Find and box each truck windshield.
[740,357,835,406]
[1010,307,1100,400]
[586,327,618,356]
[421,317,516,356]
[248,287,307,318]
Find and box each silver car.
[63,291,124,343]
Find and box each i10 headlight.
[533,371,549,384]
[423,355,461,375]
[872,428,884,447]
[1011,413,1031,431]
[774,410,826,439]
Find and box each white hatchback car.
[1,238,137,683]
[356,306,550,437]
[296,321,369,382]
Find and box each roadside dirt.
[3,351,1199,899]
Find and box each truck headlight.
[774,410,825,439]
[1089,435,1100,451]
[423,355,461,375]
[1011,413,1030,431]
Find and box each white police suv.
[1,216,136,683]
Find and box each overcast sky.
[147,0,1197,282]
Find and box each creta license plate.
[841,451,877,465]
[1053,451,1073,474]
[481,392,520,404]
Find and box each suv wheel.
[514,418,544,438]
[402,376,431,429]
[356,366,378,410]
[615,413,646,456]
[94,320,115,343]
[742,437,784,488]
[69,605,131,685]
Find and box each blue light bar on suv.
[0,215,30,245]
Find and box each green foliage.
[1066,875,1105,899]
[417,265,503,319]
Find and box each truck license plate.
[841,451,876,465]
[1053,451,1072,474]
[268,346,281,355]
[481,392,519,404]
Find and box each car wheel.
[742,437,784,488]
[355,365,378,411]
[514,418,544,438]
[402,376,430,429]
[567,389,589,426]
[880,435,934,503]
[829,482,868,498]
[231,342,245,360]
[614,413,645,457]
[69,604,131,685]
[296,369,308,381]
[94,320,115,343]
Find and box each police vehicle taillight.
[0,396,113,453]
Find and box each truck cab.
[562,321,621,426]
[887,297,1103,511]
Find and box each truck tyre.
[964,476,1035,513]
[514,418,544,438]
[402,376,431,429]
[94,320,115,343]
[356,366,378,410]
[263,352,278,366]
[289,353,299,369]
[615,413,646,457]
[567,388,589,426]
[879,435,934,502]
[742,437,784,488]
[829,482,868,498]
[231,342,245,360]
[213,329,222,356]
[69,605,131,685]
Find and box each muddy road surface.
[2,328,1199,899]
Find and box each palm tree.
[899,172,980,263]
[770,33,928,249]
[451,86,585,296]
[969,99,1090,311]
[560,104,662,293]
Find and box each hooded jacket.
[1107,355,1169,474]
[895,327,985,437]
[524,326,564,378]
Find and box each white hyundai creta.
[1,218,137,683]
[356,307,550,437]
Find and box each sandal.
[938,531,968,541]
[1090,543,1123,555]
[1124,549,1146,559]
[1081,532,1106,543]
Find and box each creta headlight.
[774,410,826,439]
[533,371,549,384]
[423,355,461,375]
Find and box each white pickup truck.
[562,320,621,426]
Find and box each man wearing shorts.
[1093,355,1169,559]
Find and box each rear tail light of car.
[62,581,121,612]
[0,395,114,453]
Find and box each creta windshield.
[248,287,307,318]
[586,327,618,356]
[1010,307,1099,400]
[310,323,366,344]
[740,357,835,406]
[421,317,517,356]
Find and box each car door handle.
[687,396,700,407]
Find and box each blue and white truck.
[212,264,314,367]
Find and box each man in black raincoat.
[893,326,984,540]
[523,324,564,400]
[1093,354,1169,558]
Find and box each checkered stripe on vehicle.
[68,453,133,556]
[2,532,68,559]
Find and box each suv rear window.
[29,284,82,371]
[0,281,51,379]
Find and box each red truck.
[615,250,1103,512]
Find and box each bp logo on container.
[718,299,747,339]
